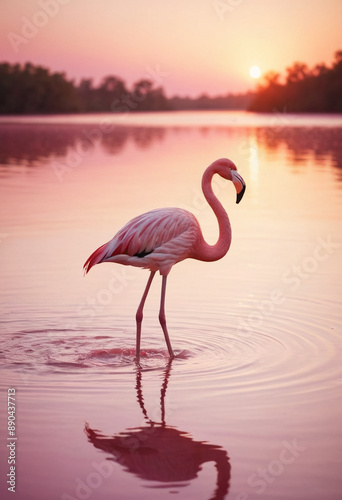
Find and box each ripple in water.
[1,295,340,406]
[80,346,191,370]
[170,297,341,405]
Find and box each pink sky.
[1,0,341,97]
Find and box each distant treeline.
[0,50,341,114]
[249,50,342,113]
[0,61,253,114]
[169,92,253,111]
[0,62,172,114]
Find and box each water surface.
[0,111,341,500]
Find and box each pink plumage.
[84,208,200,276]
[84,158,246,360]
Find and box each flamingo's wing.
[84,208,198,273]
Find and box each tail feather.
[83,242,110,274]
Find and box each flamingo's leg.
[135,270,156,360]
[159,275,174,358]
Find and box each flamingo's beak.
[232,171,246,204]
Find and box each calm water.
[0,111,341,500]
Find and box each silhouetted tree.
[286,62,309,83]
[0,62,80,114]
[98,75,128,111]
[132,79,171,111]
[249,49,342,113]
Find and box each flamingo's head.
[212,158,246,204]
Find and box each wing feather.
[84,208,198,274]
[114,208,196,256]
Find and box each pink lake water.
[0,111,341,500]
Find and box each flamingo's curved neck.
[193,165,232,262]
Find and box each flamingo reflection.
[85,362,231,499]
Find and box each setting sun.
[249,65,262,79]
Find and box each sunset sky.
[1,0,341,96]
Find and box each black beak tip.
[236,184,246,204]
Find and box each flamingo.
[84,158,246,360]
